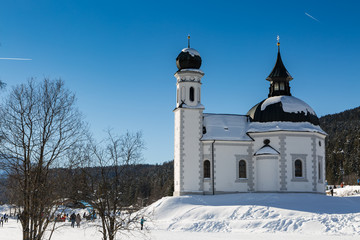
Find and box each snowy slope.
[144,187,360,237]
[1,187,360,240]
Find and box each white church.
[173,40,327,196]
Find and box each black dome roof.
[176,48,202,70]
[247,96,320,125]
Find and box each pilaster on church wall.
[181,109,203,193]
[173,109,182,193]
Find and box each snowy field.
[1,186,360,240]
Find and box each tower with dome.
[173,38,326,196]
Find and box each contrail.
[0,57,32,60]
[305,12,320,22]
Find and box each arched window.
[204,160,210,178]
[239,160,247,178]
[295,159,303,177]
[190,87,195,102]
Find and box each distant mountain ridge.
[319,106,360,184]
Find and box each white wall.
[199,132,326,194]
[202,142,252,193]
[174,108,203,196]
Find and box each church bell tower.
[173,37,205,196]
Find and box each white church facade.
[173,41,327,196]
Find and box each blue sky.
[0,1,359,164]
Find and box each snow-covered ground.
[1,186,360,240]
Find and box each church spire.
[266,37,293,97]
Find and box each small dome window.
[280,82,285,90]
[274,83,279,91]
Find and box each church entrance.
[256,158,278,192]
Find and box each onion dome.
[246,38,319,125]
[247,96,320,125]
[176,48,202,70]
[176,35,202,70]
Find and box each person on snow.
[330,186,334,196]
[0,216,3,227]
[140,217,146,230]
[70,213,76,228]
[76,213,81,228]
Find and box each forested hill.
[319,106,360,184]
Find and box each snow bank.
[3,189,360,239]
[333,185,360,197]
[144,192,360,236]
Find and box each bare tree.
[0,78,85,240]
[79,130,146,240]
[0,80,6,89]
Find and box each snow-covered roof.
[254,145,280,156]
[261,96,316,115]
[181,48,200,57]
[247,121,326,135]
[201,113,326,141]
[201,114,252,141]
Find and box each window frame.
[294,159,303,178]
[291,154,308,182]
[239,160,247,179]
[203,160,211,179]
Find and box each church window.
[295,159,303,177]
[239,160,246,178]
[318,162,321,180]
[239,160,247,178]
[274,83,279,91]
[190,87,195,102]
[204,160,210,178]
[280,82,285,90]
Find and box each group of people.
[70,213,82,228]
[0,210,147,231]
[0,213,9,227]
